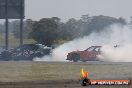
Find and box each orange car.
[66,46,102,62]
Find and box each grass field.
[0,61,131,82]
[0,61,131,88]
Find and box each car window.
[86,46,100,52]
[87,47,95,51]
[95,48,100,52]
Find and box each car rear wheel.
[72,54,80,62]
[82,60,86,62]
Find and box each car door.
[85,46,99,58]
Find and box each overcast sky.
[25,0,132,21]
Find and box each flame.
[81,67,89,78]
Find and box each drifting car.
[66,46,102,62]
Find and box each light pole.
[5,0,9,50]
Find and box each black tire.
[82,60,86,62]
[72,54,80,62]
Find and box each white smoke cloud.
[98,45,132,62]
[34,24,132,62]
[98,24,132,62]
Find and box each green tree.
[60,18,78,40]
[30,17,60,46]
[12,19,35,39]
[83,15,126,35]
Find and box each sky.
[17,0,132,21]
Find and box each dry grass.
[0,61,130,88]
[0,61,131,82]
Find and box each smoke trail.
[98,45,132,62]
[98,24,132,62]
[34,24,132,62]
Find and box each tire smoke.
[34,24,132,62]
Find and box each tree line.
[0,15,127,46]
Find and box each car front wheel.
[72,54,80,62]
